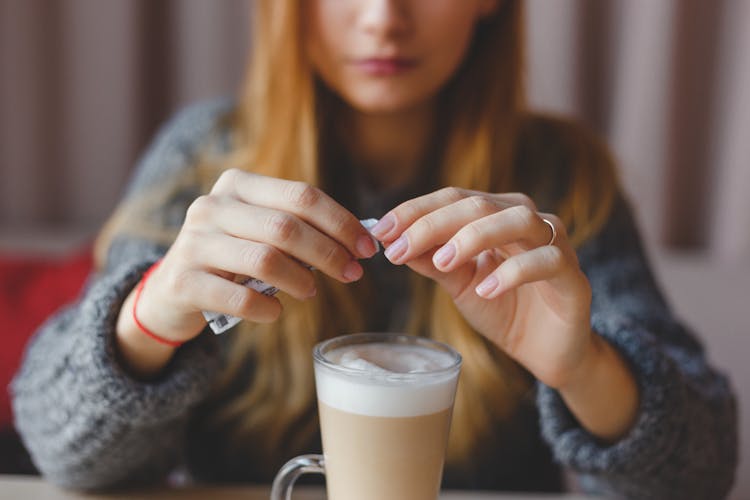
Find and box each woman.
[11,1,736,498]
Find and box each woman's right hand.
[116,169,377,376]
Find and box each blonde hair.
[99,0,618,475]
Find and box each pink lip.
[352,57,417,76]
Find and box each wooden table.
[0,475,599,500]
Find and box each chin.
[350,100,417,114]
[343,88,431,115]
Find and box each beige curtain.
[0,0,251,240]
[527,0,750,261]
[1,0,749,261]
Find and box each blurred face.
[305,0,498,114]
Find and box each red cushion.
[0,248,93,430]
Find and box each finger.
[399,247,509,305]
[175,270,282,323]
[370,187,468,242]
[474,244,573,299]
[179,231,317,300]
[383,194,505,265]
[370,188,537,242]
[432,205,558,272]
[189,196,364,283]
[534,213,576,264]
[210,169,377,258]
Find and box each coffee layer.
[316,343,459,417]
[319,402,451,500]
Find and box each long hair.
[98,0,618,475]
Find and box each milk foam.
[316,343,459,418]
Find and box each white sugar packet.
[203,218,379,334]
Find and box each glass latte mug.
[271,333,462,500]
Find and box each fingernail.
[475,275,499,297]
[356,234,377,258]
[384,235,408,263]
[343,260,363,281]
[433,243,456,269]
[306,286,317,298]
[370,214,395,239]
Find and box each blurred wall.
[1,0,749,496]
[0,0,251,240]
[2,0,749,260]
[526,0,750,261]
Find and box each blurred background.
[1,0,748,497]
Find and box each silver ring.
[542,218,556,246]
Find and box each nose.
[360,0,412,38]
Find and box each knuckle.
[505,257,525,283]
[508,204,536,227]
[329,212,350,236]
[412,215,436,237]
[185,195,216,223]
[542,245,565,268]
[467,195,496,214]
[222,167,242,181]
[173,229,201,262]
[509,192,537,211]
[462,220,485,244]
[439,186,464,203]
[394,203,417,224]
[286,182,321,210]
[213,168,242,192]
[250,245,279,275]
[227,287,254,315]
[322,244,346,268]
[300,273,317,295]
[237,243,260,270]
[265,213,299,243]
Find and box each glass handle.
[270,454,326,500]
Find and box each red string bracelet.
[132,259,184,348]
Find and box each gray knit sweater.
[11,100,737,499]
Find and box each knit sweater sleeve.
[10,99,233,490]
[536,196,738,499]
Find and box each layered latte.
[315,342,460,500]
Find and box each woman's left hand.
[370,187,594,390]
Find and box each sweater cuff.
[71,256,221,426]
[536,312,687,475]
